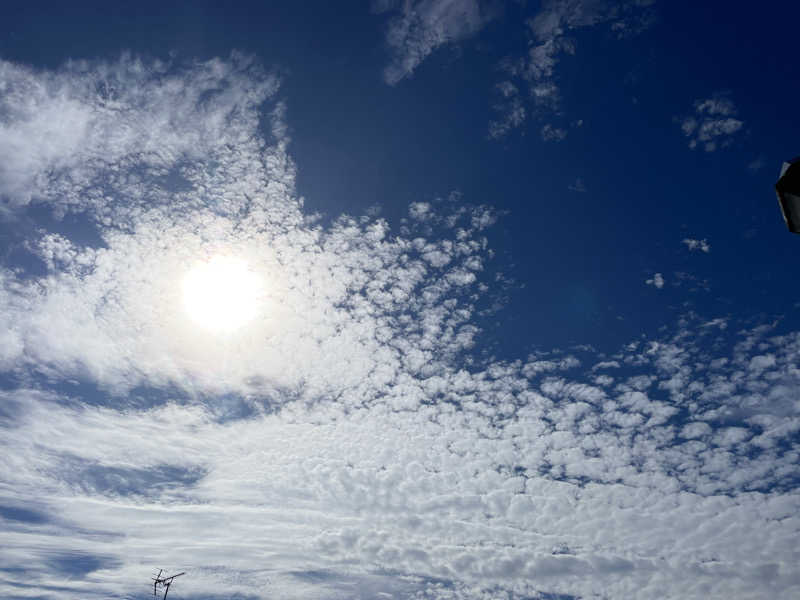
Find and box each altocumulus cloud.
[678,94,744,152]
[1,55,799,600]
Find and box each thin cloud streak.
[378,0,495,85]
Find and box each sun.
[182,255,263,333]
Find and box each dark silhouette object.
[152,569,185,599]
[776,157,800,233]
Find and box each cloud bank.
[0,55,799,600]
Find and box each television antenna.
[152,569,185,599]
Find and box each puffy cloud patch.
[646,272,664,288]
[678,94,744,152]
[540,123,568,142]
[683,237,710,253]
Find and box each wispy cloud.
[683,237,710,252]
[678,93,744,152]
[540,122,568,142]
[490,0,657,138]
[374,2,657,138]
[1,55,799,600]
[377,0,495,85]
[488,80,526,139]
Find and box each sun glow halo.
[182,255,263,333]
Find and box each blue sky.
[0,1,799,599]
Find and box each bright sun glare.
[182,255,263,333]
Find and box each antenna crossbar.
[152,570,185,599]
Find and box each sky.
[0,1,799,599]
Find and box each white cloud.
[490,0,657,138]
[683,238,710,252]
[6,312,800,598]
[646,272,665,288]
[522,355,580,377]
[681,421,712,439]
[540,123,567,142]
[0,54,278,213]
[702,317,728,330]
[695,96,737,116]
[379,0,494,85]
[592,359,621,371]
[409,200,434,221]
[1,56,800,600]
[488,81,527,139]
[678,94,744,152]
[376,1,656,138]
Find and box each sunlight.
[182,255,263,333]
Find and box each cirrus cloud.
[376,0,495,85]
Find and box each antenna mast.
[151,570,185,599]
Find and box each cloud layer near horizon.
[0,56,799,600]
